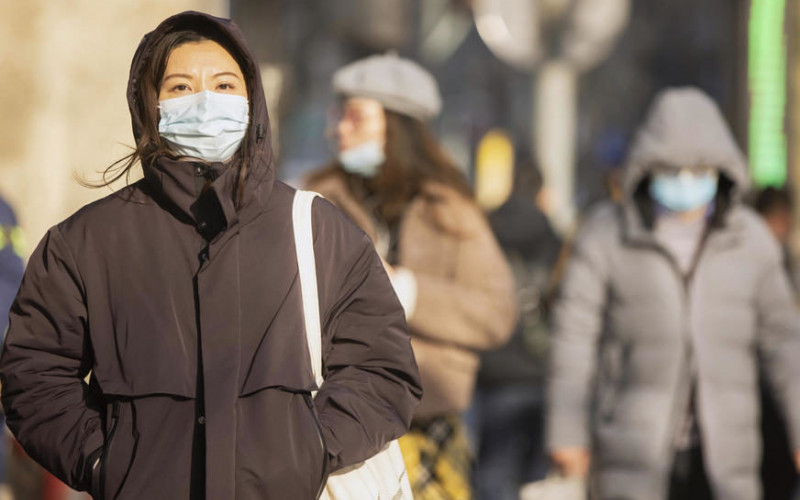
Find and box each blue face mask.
[338,141,385,178]
[649,173,719,212]
[158,90,249,162]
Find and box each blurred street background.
[5,0,798,244]
[0,1,799,499]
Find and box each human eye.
[216,82,236,91]
[172,83,191,92]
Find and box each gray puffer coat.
[547,87,800,500]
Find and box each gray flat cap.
[333,53,443,121]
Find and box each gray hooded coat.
[547,88,800,499]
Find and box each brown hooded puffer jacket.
[0,11,421,500]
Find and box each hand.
[551,447,591,477]
[795,450,800,472]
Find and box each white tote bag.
[292,190,414,500]
[519,475,587,500]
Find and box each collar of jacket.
[620,200,743,253]
[129,11,277,241]
[143,155,271,241]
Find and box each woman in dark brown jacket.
[306,54,516,499]
[0,12,421,500]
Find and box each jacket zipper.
[304,394,330,500]
[648,229,711,490]
[99,400,121,500]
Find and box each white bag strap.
[292,190,325,390]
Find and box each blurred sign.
[474,0,542,70]
[473,0,629,72]
[473,0,630,234]
[749,0,788,188]
[475,129,515,211]
[420,0,474,63]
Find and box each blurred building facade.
[0,0,227,252]
[0,3,225,496]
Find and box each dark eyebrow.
[162,71,242,84]
[162,73,194,82]
[214,71,242,80]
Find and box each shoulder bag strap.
[292,190,325,390]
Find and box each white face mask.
[649,172,719,212]
[338,140,385,178]
[158,90,249,162]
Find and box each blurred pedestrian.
[306,53,517,499]
[471,156,561,499]
[0,12,421,499]
[0,195,24,495]
[755,187,793,247]
[0,196,24,336]
[753,186,800,500]
[754,187,798,289]
[547,87,800,500]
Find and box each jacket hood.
[127,11,275,225]
[622,87,750,200]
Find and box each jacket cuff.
[546,408,590,452]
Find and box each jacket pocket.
[87,401,117,500]
[96,401,119,500]
[597,342,628,422]
[304,394,330,499]
[97,400,139,500]
[236,388,329,498]
[86,442,103,499]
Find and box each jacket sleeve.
[754,248,800,452]
[546,215,610,451]
[408,206,517,351]
[311,202,422,472]
[0,226,104,491]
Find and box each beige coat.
[307,170,517,419]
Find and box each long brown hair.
[346,111,472,227]
[86,28,251,204]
